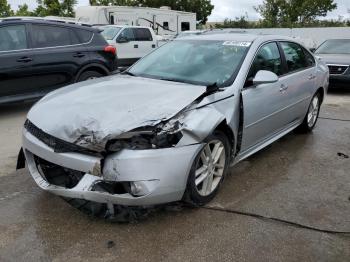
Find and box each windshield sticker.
[223,41,251,47]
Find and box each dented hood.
[27,75,206,150]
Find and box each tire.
[297,91,322,133]
[183,130,231,206]
[76,70,104,82]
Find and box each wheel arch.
[317,87,325,104]
[214,120,236,156]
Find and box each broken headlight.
[106,132,183,152]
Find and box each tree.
[15,4,34,16]
[34,0,77,17]
[255,0,337,27]
[0,0,14,17]
[89,0,214,24]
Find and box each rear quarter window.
[303,48,316,67]
[75,29,93,43]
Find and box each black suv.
[0,18,117,104]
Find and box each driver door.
[116,28,138,66]
[241,42,292,151]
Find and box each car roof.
[106,25,153,30]
[0,17,98,32]
[175,32,295,43]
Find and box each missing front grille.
[34,155,84,189]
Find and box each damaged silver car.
[18,33,329,219]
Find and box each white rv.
[76,6,196,37]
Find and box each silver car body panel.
[22,33,329,206]
[27,75,207,151]
[24,128,203,205]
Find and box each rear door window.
[133,28,153,41]
[280,42,308,72]
[31,25,77,48]
[248,42,283,80]
[0,25,27,51]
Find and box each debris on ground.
[337,152,349,159]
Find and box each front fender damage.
[77,104,227,152]
[175,107,226,146]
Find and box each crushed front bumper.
[23,129,202,206]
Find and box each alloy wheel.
[195,140,226,196]
[307,95,320,127]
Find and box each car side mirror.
[253,70,279,85]
[117,37,129,43]
[309,48,316,53]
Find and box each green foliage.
[89,0,214,24]
[215,17,254,29]
[0,0,14,17]
[34,0,77,17]
[255,0,338,27]
[15,4,35,16]
[214,15,350,29]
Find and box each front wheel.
[183,131,230,206]
[297,92,321,133]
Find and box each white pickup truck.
[100,25,160,67]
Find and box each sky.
[7,0,350,22]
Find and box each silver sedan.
[18,33,329,219]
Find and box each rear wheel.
[297,92,321,133]
[77,70,104,82]
[183,131,230,206]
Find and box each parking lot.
[0,88,349,261]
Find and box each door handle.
[279,84,288,92]
[73,52,85,58]
[308,74,316,80]
[16,57,32,63]
[134,44,138,48]
[152,44,156,48]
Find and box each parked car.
[314,39,350,87]
[0,17,117,104]
[100,25,158,67]
[18,33,329,220]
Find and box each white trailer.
[76,6,196,37]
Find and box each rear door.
[0,23,38,98]
[28,23,90,93]
[278,41,317,120]
[132,28,157,58]
[241,42,292,151]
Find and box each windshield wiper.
[122,71,136,77]
[159,77,188,83]
[159,77,213,86]
[206,82,224,94]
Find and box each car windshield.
[128,40,250,86]
[315,39,350,54]
[101,26,122,40]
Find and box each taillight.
[104,45,116,56]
